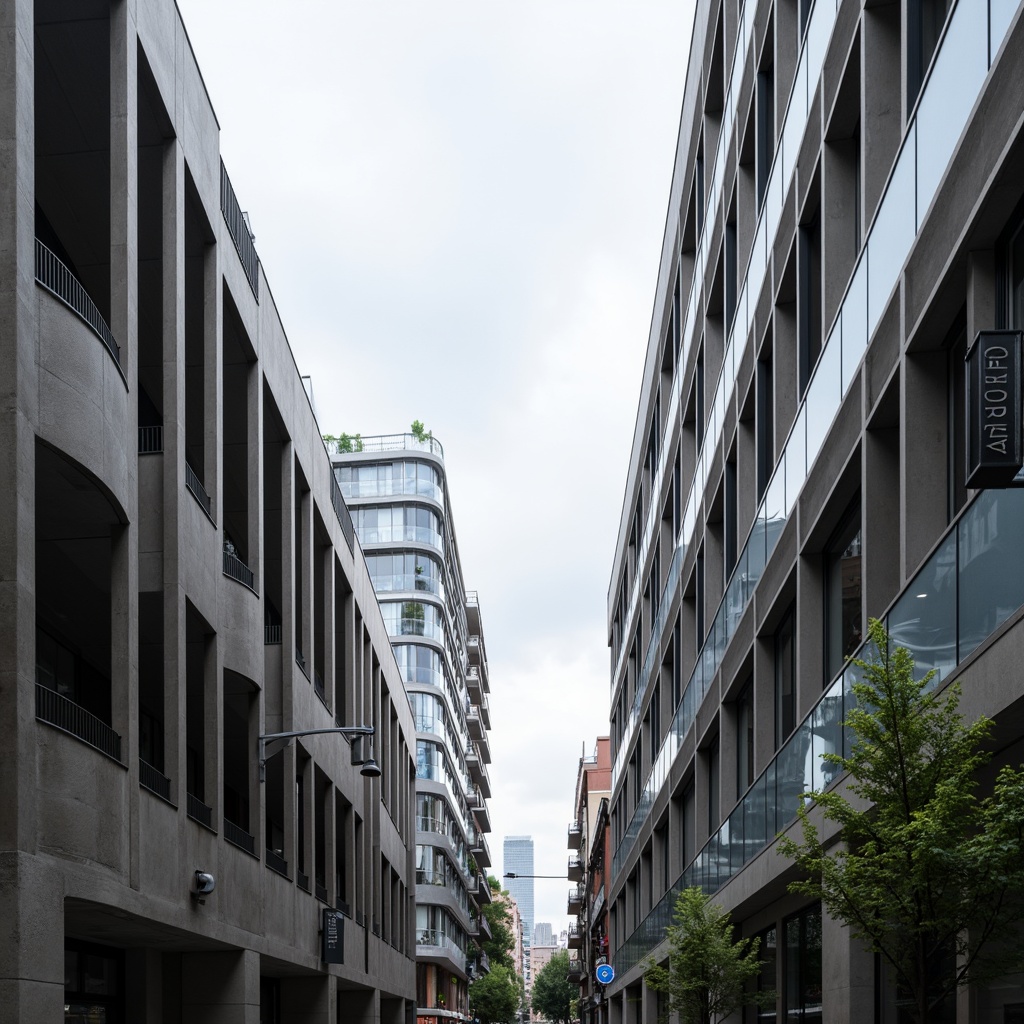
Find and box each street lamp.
[504,873,566,879]
[258,725,379,781]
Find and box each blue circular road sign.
[595,963,615,985]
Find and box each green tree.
[410,419,430,442]
[778,618,1024,1023]
[470,963,521,1024]
[479,877,515,971]
[531,949,575,1024]
[643,887,769,1024]
[469,878,522,1023]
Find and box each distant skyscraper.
[504,836,535,949]
[533,922,553,948]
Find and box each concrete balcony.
[568,820,582,849]
[567,922,582,949]
[567,856,583,882]
[567,884,583,915]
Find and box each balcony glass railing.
[615,485,1024,975]
[612,0,1014,835]
[370,573,442,597]
[356,524,443,550]
[341,476,443,503]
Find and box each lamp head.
[359,757,382,779]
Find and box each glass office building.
[606,1,1024,1021]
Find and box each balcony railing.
[36,683,122,763]
[220,160,259,300]
[264,624,282,645]
[223,551,254,590]
[184,461,212,520]
[330,472,355,553]
[316,881,329,903]
[354,433,445,458]
[138,425,163,454]
[265,848,288,877]
[34,238,120,367]
[615,486,1024,975]
[297,870,310,892]
[139,758,171,801]
[224,819,256,855]
[186,792,213,829]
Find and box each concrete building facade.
[606,0,1024,1021]
[566,738,611,1024]
[0,0,419,1019]
[334,435,493,1024]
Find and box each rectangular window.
[908,0,953,110]
[726,221,738,335]
[825,504,863,682]
[757,356,774,501]
[784,904,822,1023]
[725,459,738,578]
[756,68,775,210]
[747,926,777,1023]
[775,607,796,747]
[736,681,754,796]
[798,216,822,396]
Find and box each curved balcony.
[354,432,445,458]
[355,523,443,551]
[339,475,443,503]
[34,238,121,370]
[369,572,442,597]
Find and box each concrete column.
[0,0,40,858]
[821,904,873,1024]
[162,140,186,806]
[281,974,331,1024]
[203,238,221,515]
[299,485,313,677]
[324,550,336,718]
[863,426,900,618]
[795,553,824,723]
[337,986,377,1024]
[248,360,261,591]
[205,629,222,822]
[125,947,163,1022]
[280,443,295,731]
[325,780,337,905]
[0,854,65,1020]
[180,947,259,1024]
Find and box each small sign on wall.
[322,908,344,964]
[966,330,1024,488]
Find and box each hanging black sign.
[966,330,1023,488]
[322,908,344,964]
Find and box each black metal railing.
[265,624,282,645]
[138,425,163,454]
[297,870,310,892]
[265,848,289,876]
[316,881,329,903]
[223,551,254,590]
[186,792,213,829]
[224,818,256,855]
[36,683,122,762]
[184,461,213,519]
[139,759,171,800]
[34,238,120,366]
[330,472,355,553]
[220,160,260,300]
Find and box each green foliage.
[643,887,769,1024]
[322,432,363,454]
[531,949,576,1024]
[469,964,520,1024]
[480,887,516,971]
[410,419,430,442]
[777,618,1024,1023]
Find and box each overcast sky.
[176,0,693,933]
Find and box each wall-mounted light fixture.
[192,870,216,903]
[258,726,378,782]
